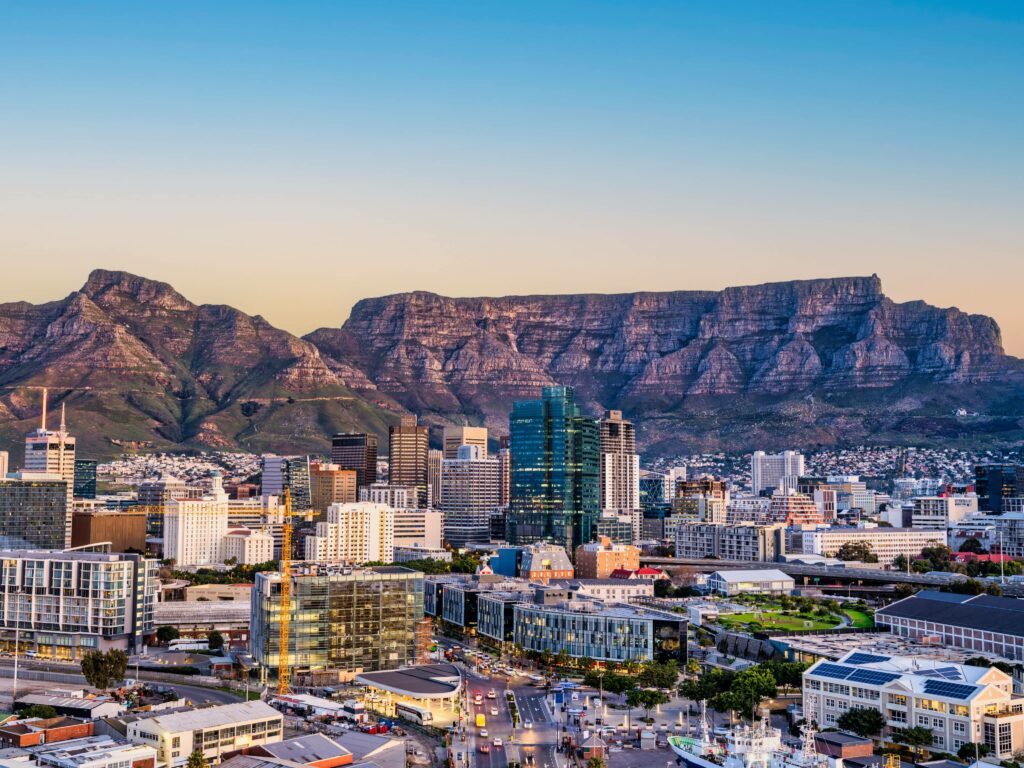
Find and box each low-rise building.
[223,528,275,565]
[126,701,283,768]
[803,650,1024,759]
[675,522,786,561]
[912,496,979,530]
[706,569,794,596]
[800,526,947,566]
[0,717,93,748]
[512,599,686,664]
[574,537,640,579]
[27,735,157,768]
[876,591,1024,661]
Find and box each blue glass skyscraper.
[506,386,599,553]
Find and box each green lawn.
[717,611,839,632]
[842,608,875,629]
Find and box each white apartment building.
[304,502,395,564]
[802,526,947,565]
[599,410,640,512]
[163,475,229,567]
[222,527,274,565]
[394,508,444,549]
[676,522,786,561]
[727,496,771,524]
[804,650,1024,759]
[751,450,804,496]
[126,701,283,767]
[359,483,414,508]
[912,495,979,530]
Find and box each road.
[0,659,242,705]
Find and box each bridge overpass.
[638,556,1024,597]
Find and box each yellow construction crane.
[277,488,293,695]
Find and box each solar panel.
[814,663,854,680]
[846,653,891,665]
[847,669,901,685]
[923,680,976,700]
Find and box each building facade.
[0,550,157,659]
[309,463,358,517]
[598,410,640,512]
[801,526,947,565]
[507,386,599,553]
[443,426,488,460]
[0,477,71,550]
[751,451,805,497]
[675,522,786,561]
[250,565,425,674]
[574,536,640,579]
[389,416,428,507]
[330,433,378,490]
[440,445,501,547]
[303,502,395,565]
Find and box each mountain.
[0,270,398,461]
[307,275,1024,454]
[0,271,1020,461]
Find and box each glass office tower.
[506,386,599,553]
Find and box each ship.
[668,707,828,768]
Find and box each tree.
[634,689,669,719]
[894,726,934,759]
[586,758,606,768]
[965,657,1015,675]
[156,626,180,645]
[835,707,886,738]
[960,537,986,554]
[638,661,679,689]
[835,541,878,563]
[894,583,918,599]
[187,750,210,768]
[710,666,777,719]
[19,703,58,719]
[207,630,225,651]
[81,649,129,690]
[958,743,991,761]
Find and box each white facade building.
[440,445,501,547]
[802,526,948,565]
[751,450,805,496]
[394,508,444,549]
[222,527,275,564]
[163,475,229,567]
[912,495,980,530]
[303,502,395,564]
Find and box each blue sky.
[2,1,1022,351]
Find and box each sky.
[1,1,1022,353]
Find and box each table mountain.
[308,275,1024,454]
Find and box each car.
[523,720,533,729]
[492,738,503,747]
[490,707,499,716]
[479,745,490,754]
[480,729,488,738]
[487,689,497,699]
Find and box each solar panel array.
[848,669,901,685]
[814,663,855,680]
[923,680,977,700]
[846,652,891,665]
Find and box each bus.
[395,702,434,725]
[475,713,486,728]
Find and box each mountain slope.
[307,276,1024,453]
[0,270,397,461]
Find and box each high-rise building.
[497,447,511,509]
[163,474,230,567]
[309,462,357,516]
[427,448,443,508]
[440,445,501,547]
[23,392,75,504]
[506,386,599,553]
[976,463,1024,513]
[0,550,157,658]
[303,502,395,564]
[250,565,425,674]
[330,433,378,489]
[0,451,8,478]
[0,475,71,549]
[443,425,488,460]
[73,459,97,499]
[751,451,805,496]
[261,455,311,511]
[598,410,640,512]
[138,474,201,540]
[389,416,428,507]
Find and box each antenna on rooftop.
[40,387,48,431]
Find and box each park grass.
[717,611,838,632]
[842,608,875,629]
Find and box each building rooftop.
[710,569,793,582]
[355,664,462,699]
[876,591,1024,638]
[258,733,351,764]
[130,700,279,732]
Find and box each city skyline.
[2,2,1022,353]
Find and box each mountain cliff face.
[0,271,1020,459]
[0,270,396,460]
[308,276,1023,453]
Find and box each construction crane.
[277,488,293,695]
